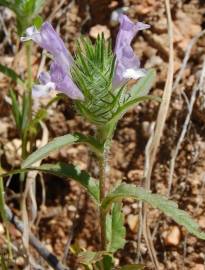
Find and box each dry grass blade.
[173,29,205,91]
[21,122,49,263]
[142,0,174,268]
[168,58,205,196]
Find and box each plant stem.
[99,154,107,250]
[0,178,13,260]
[26,41,32,100]
[25,41,33,155]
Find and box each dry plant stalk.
[21,123,48,261]
[142,0,174,268]
[168,58,205,196]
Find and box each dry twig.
[5,205,69,270]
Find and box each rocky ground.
[0,0,205,269]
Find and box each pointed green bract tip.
[71,35,126,125]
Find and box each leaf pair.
[11,129,205,241]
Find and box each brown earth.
[1,0,205,269]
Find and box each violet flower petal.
[39,71,51,84]
[50,62,84,100]
[21,23,73,68]
[113,15,150,88]
[22,23,84,101]
[32,82,55,98]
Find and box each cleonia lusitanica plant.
[2,14,205,270]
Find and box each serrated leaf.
[102,183,205,240]
[22,133,103,168]
[0,64,21,82]
[129,69,156,100]
[106,203,126,252]
[119,264,144,270]
[1,163,99,202]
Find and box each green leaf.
[0,177,7,223]
[9,89,22,131]
[0,64,21,82]
[106,203,126,252]
[129,69,156,100]
[102,255,113,270]
[21,92,30,133]
[1,163,99,202]
[22,133,103,168]
[0,255,8,270]
[119,264,144,270]
[109,95,159,125]
[102,183,205,240]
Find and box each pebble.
[68,205,77,212]
[127,214,138,232]
[16,256,25,267]
[123,205,131,215]
[192,264,204,270]
[198,216,205,229]
[89,25,110,40]
[0,223,5,234]
[4,138,22,166]
[163,226,181,246]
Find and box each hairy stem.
[99,154,107,251]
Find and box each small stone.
[123,205,131,215]
[153,18,167,34]
[89,25,111,40]
[4,139,22,166]
[45,244,53,253]
[68,205,77,212]
[141,121,152,139]
[198,216,205,229]
[77,239,87,248]
[192,264,204,270]
[0,223,5,234]
[127,214,138,232]
[163,226,181,246]
[145,55,163,69]
[127,170,143,182]
[16,256,25,266]
[0,121,8,135]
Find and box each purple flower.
[21,23,84,100]
[113,15,150,88]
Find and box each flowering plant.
[1,10,205,270]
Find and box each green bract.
[72,35,126,126]
[0,0,44,34]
